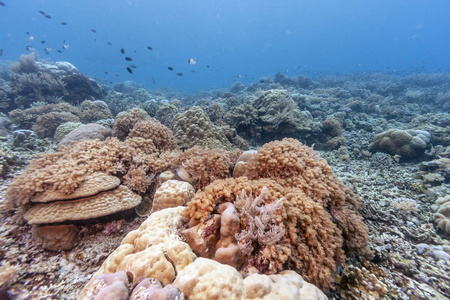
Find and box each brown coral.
[112,108,150,140]
[181,138,371,289]
[178,146,241,190]
[127,118,178,151]
[171,106,234,150]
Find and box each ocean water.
[1,0,450,92]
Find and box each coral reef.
[172,106,234,150]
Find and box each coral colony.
[0,54,449,299]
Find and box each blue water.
[1,0,449,92]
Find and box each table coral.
[171,106,234,150]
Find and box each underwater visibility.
[0,0,449,299]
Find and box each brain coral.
[182,138,371,289]
[171,106,234,150]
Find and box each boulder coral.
[79,207,327,300]
[171,106,234,150]
[370,128,431,160]
[112,108,150,141]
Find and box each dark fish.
[115,73,119,77]
[25,45,34,51]
[104,71,108,74]
[206,65,210,68]
[91,29,96,33]
[38,10,46,15]
[0,48,3,56]
[41,40,46,44]
[0,1,6,7]
[94,38,97,41]
[168,67,173,71]
[147,46,153,50]
[129,64,136,68]
[57,50,62,53]
[176,72,183,76]
[152,78,156,84]
[125,57,132,61]
[191,70,196,73]
[107,42,112,45]
[120,48,125,54]
[61,22,67,25]
[45,14,51,19]
[26,31,30,35]
[134,50,136,53]
[126,67,133,74]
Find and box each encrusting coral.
[181,138,371,289]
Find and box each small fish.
[115,73,119,77]
[126,67,133,74]
[206,65,210,68]
[91,29,96,33]
[104,71,108,74]
[0,1,6,7]
[176,72,183,76]
[38,10,46,15]
[57,50,62,53]
[41,40,46,44]
[168,67,173,71]
[45,14,51,19]
[28,35,34,41]
[187,58,196,65]
[147,46,153,50]
[129,64,136,68]
[125,57,132,61]
[107,42,112,45]
[61,22,67,25]
[191,70,196,73]
[152,78,156,84]
[0,48,3,56]
[25,45,34,51]
[120,48,125,54]
[63,44,69,49]
[44,47,52,53]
